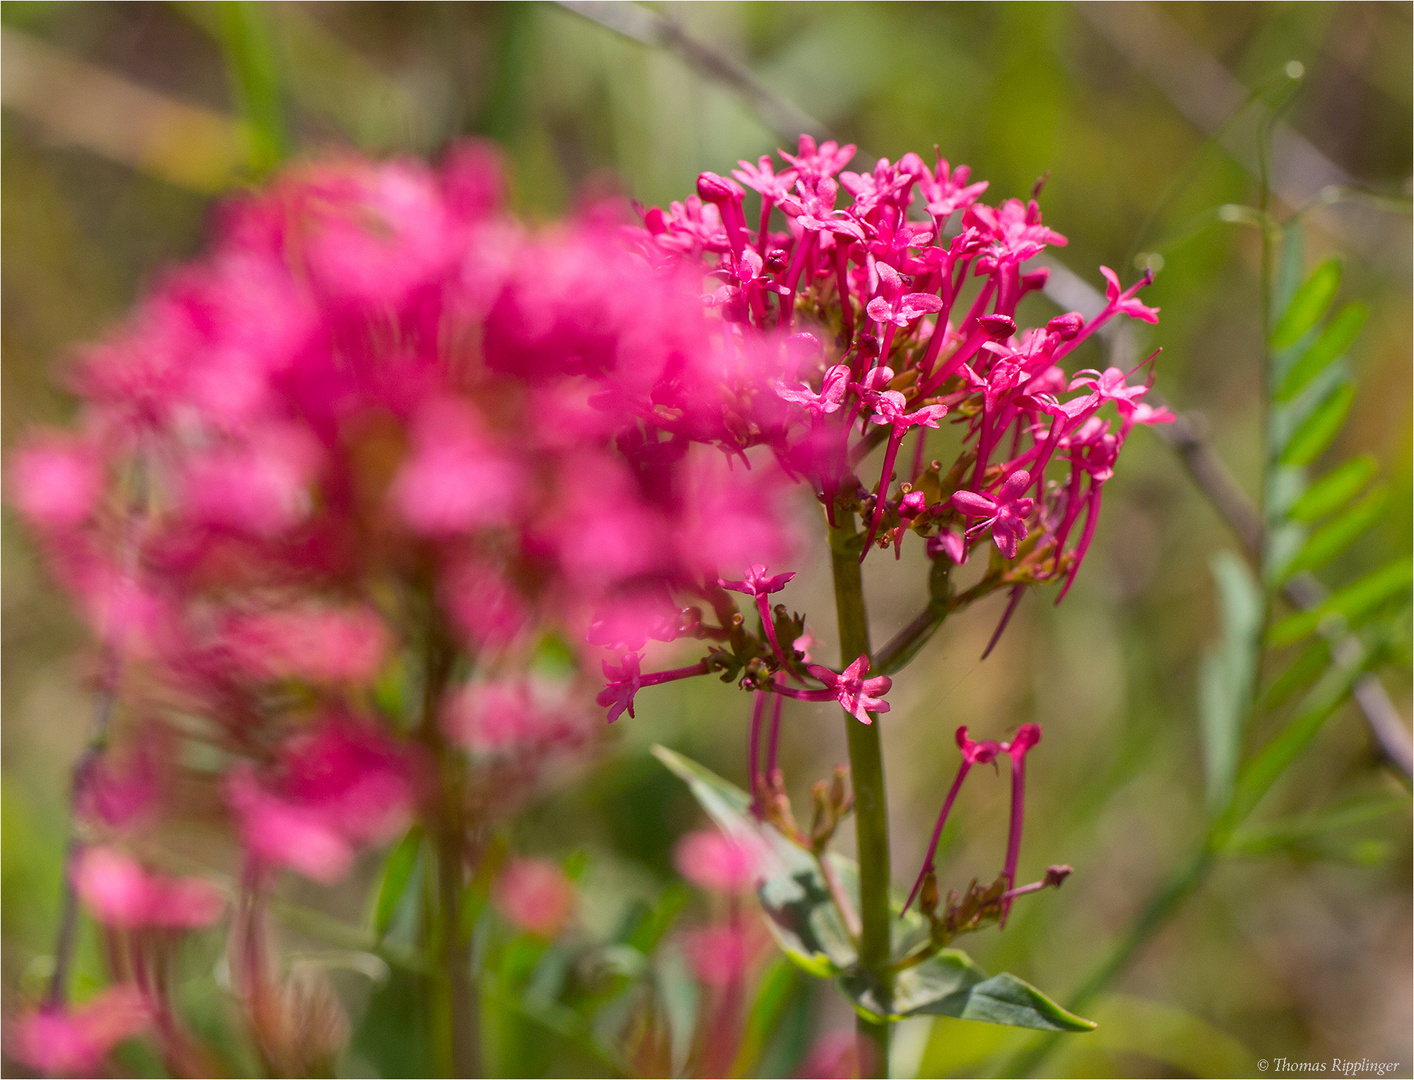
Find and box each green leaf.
[1259,639,1330,711]
[1270,258,1342,350]
[1276,301,1367,402]
[1220,654,1368,835]
[651,745,856,976]
[1279,383,1355,467]
[839,952,1095,1031]
[373,825,422,940]
[1198,553,1263,812]
[1225,794,1410,858]
[1290,455,1379,523]
[1277,487,1389,580]
[732,957,804,1077]
[1269,557,1414,646]
[218,1,289,175]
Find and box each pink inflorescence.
[8,141,804,1073]
[597,138,1164,730]
[630,138,1164,924]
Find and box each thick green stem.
[830,517,892,1077]
[420,619,480,1078]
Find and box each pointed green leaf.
[1225,794,1410,858]
[1271,258,1342,349]
[1222,656,1370,835]
[732,957,804,1077]
[1269,557,1414,646]
[1276,301,1367,402]
[1259,639,1330,711]
[1290,455,1379,523]
[1279,383,1355,467]
[1199,553,1263,812]
[651,745,855,976]
[373,825,422,939]
[839,952,1095,1031]
[1277,487,1389,580]
[1295,452,1380,525]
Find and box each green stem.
[830,516,892,1078]
[420,618,480,1078]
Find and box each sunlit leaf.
[1199,553,1263,812]
[1269,557,1414,646]
[1289,454,1379,524]
[373,825,422,939]
[1276,301,1367,402]
[1279,383,1355,467]
[732,956,804,1077]
[1270,258,1342,350]
[839,952,1094,1031]
[1277,488,1388,580]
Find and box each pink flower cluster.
[598,137,1165,772]
[9,141,801,1073]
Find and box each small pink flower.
[596,652,643,724]
[806,654,892,725]
[865,263,944,328]
[181,426,323,539]
[951,470,1036,559]
[775,363,850,417]
[674,830,762,893]
[11,986,150,1076]
[390,398,522,537]
[8,436,103,531]
[227,769,353,885]
[73,847,223,930]
[1099,265,1160,324]
[223,605,390,686]
[442,677,584,754]
[681,925,749,988]
[494,858,574,938]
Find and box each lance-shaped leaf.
[652,744,856,975]
[1199,553,1263,812]
[1290,454,1378,524]
[1280,383,1355,467]
[1276,301,1367,402]
[839,951,1095,1031]
[1269,557,1414,646]
[1276,487,1389,581]
[1271,258,1342,350]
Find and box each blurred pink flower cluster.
[8,140,799,1073]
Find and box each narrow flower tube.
[903,727,1001,914]
[1000,723,1042,925]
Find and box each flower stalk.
[829,515,892,1077]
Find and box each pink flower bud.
[494,858,574,938]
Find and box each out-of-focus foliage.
[3,3,1409,1077]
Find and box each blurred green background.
[2,3,1410,1076]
